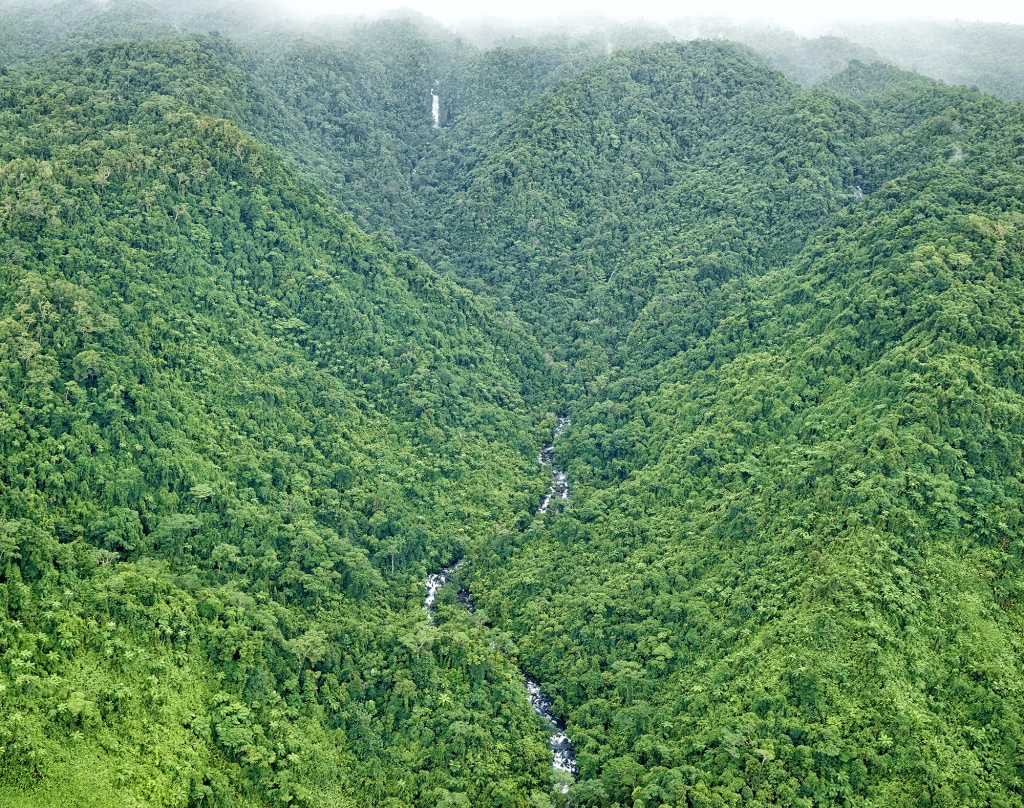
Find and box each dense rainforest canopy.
[2,2,1024,807]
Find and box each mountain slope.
[0,39,558,808]
[0,0,180,64]
[412,43,879,384]
[5,8,1024,808]
[469,82,1024,807]
[837,20,1024,104]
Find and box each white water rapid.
[526,679,579,778]
[537,417,570,514]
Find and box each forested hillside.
[3,3,1024,808]
[835,20,1024,103]
[409,45,962,388]
[249,21,608,245]
[469,78,1024,806]
[0,34,560,808]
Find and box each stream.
[422,417,578,791]
[537,417,570,513]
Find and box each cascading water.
[431,91,440,128]
[526,680,579,778]
[537,417,570,514]
[424,564,457,615]
[423,417,577,793]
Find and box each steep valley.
[2,4,1024,807]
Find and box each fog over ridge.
[288,0,1024,31]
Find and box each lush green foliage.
[0,0,178,65]
[0,37,560,808]
[245,20,607,255]
[470,89,1024,806]
[4,6,1024,808]
[667,22,882,88]
[246,20,466,242]
[411,43,951,389]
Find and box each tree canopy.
[3,5,1024,807]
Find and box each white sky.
[297,0,1024,30]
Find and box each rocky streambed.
[423,418,577,790]
[537,417,570,513]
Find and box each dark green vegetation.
[668,21,882,88]
[3,3,1024,807]
[0,34,558,808]
[415,41,869,373]
[472,82,1024,807]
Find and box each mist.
[155,0,1024,102]
[292,0,1024,31]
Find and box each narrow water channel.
[537,417,570,513]
[422,417,577,792]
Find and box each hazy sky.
[307,0,1024,29]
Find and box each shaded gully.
[423,417,578,789]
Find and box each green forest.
[1,1,1024,807]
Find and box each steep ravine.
[423,418,578,791]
